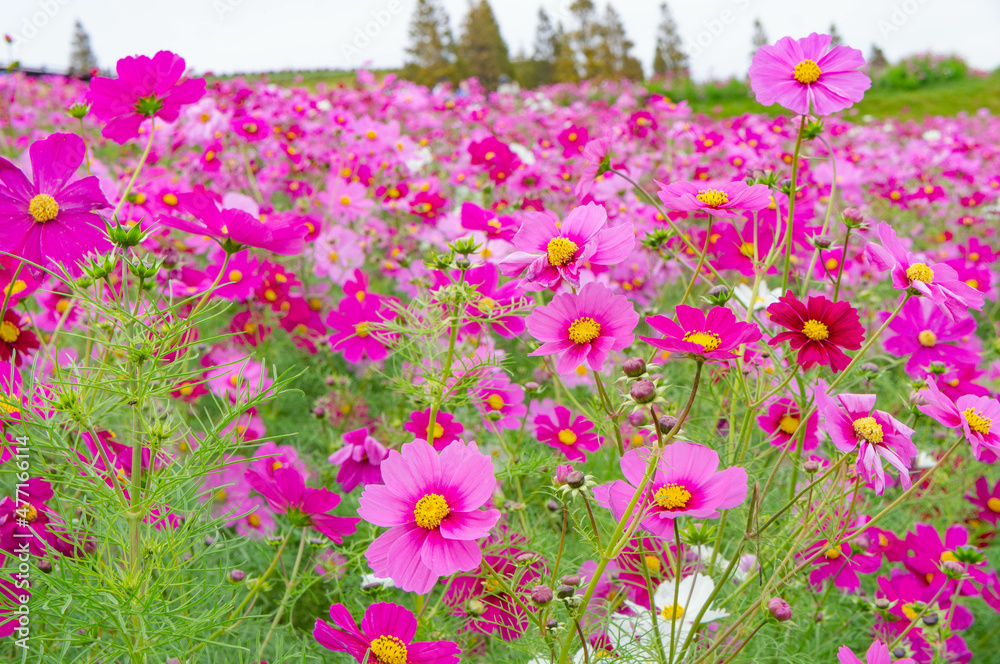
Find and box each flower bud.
[658,415,679,432]
[812,235,833,249]
[455,257,471,269]
[566,471,586,488]
[630,379,656,404]
[893,648,908,659]
[560,574,582,587]
[312,405,326,418]
[556,584,576,599]
[546,499,560,512]
[767,597,791,622]
[921,613,938,626]
[67,102,90,119]
[861,362,879,373]
[229,569,246,583]
[37,559,53,574]
[622,357,646,377]
[803,460,821,474]
[707,285,729,298]
[546,618,559,631]
[486,410,504,421]
[842,207,864,225]
[531,585,554,605]
[874,598,890,610]
[466,598,487,616]
[166,659,181,664]
[627,410,646,427]
[524,381,540,393]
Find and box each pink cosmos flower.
[800,539,881,592]
[0,132,111,275]
[473,373,527,431]
[403,408,464,451]
[864,221,984,320]
[966,476,1000,525]
[328,427,387,493]
[656,180,772,219]
[767,291,865,373]
[749,33,871,116]
[499,202,634,291]
[460,201,518,242]
[526,281,639,373]
[574,132,613,199]
[245,466,359,543]
[357,439,501,594]
[593,443,748,538]
[901,523,991,591]
[757,397,818,452]
[642,305,762,362]
[230,495,277,540]
[0,478,72,557]
[87,51,206,144]
[879,297,980,376]
[534,405,602,462]
[917,379,1000,463]
[817,391,917,495]
[251,440,310,480]
[314,602,460,664]
[838,640,915,664]
[327,294,397,363]
[158,192,308,255]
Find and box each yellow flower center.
[801,319,829,341]
[653,483,692,510]
[431,422,445,439]
[853,416,884,444]
[682,330,722,352]
[793,59,822,84]
[369,635,408,664]
[228,269,243,283]
[355,322,370,337]
[906,262,934,284]
[695,189,729,207]
[413,493,450,529]
[987,497,1000,513]
[568,317,601,344]
[778,416,800,435]
[247,513,261,528]
[16,503,37,523]
[365,130,377,140]
[162,193,178,206]
[901,603,919,620]
[0,321,20,343]
[28,194,59,222]
[478,297,497,311]
[825,545,842,560]
[644,555,660,573]
[557,429,578,445]
[940,550,957,563]
[215,489,228,502]
[660,603,685,620]
[918,330,936,347]
[487,394,505,411]
[547,237,579,266]
[738,242,756,258]
[3,280,26,297]
[963,407,993,435]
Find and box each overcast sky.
[3,0,998,81]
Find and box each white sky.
[2,0,998,81]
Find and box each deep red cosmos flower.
[766,292,864,373]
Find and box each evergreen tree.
[595,5,643,80]
[552,22,580,83]
[402,0,456,87]
[456,0,513,90]
[68,20,97,77]
[869,44,889,74]
[829,23,843,46]
[527,8,557,87]
[569,0,600,79]
[750,18,768,61]
[652,2,688,79]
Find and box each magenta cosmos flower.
[357,439,501,594]
[314,602,460,664]
[838,640,914,664]
[327,294,397,363]
[766,291,864,373]
[865,221,984,320]
[0,133,110,275]
[757,397,818,452]
[403,408,464,451]
[918,379,1000,463]
[593,443,748,538]
[966,476,1000,526]
[244,466,359,543]
[86,50,206,144]
[534,405,602,462]
[749,33,871,116]
[526,281,639,373]
[642,305,762,362]
[328,427,387,493]
[879,297,980,376]
[656,180,771,219]
[817,391,917,495]
[499,202,634,291]
[159,192,309,255]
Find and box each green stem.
[258,527,309,658]
[111,119,156,223]
[781,116,807,292]
[832,226,852,302]
[678,215,714,307]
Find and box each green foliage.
[875,53,969,90]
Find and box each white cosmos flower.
[732,281,780,313]
[607,573,727,662]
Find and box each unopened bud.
[874,598,890,610]
[313,406,326,418]
[546,499,560,512]
[556,584,576,599]
[566,471,586,488]
[812,235,833,249]
[623,357,646,377]
[707,285,728,298]
[561,574,582,587]
[455,257,471,269]
[842,207,864,225]
[627,410,646,427]
[767,597,791,622]
[531,585,554,605]
[524,381,540,392]
[893,648,908,659]
[921,613,938,626]
[658,415,679,432]
[37,559,53,574]
[466,599,487,616]
[803,460,820,474]
[630,379,656,404]
[861,362,878,373]
[229,569,246,583]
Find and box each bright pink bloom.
[642,305,762,362]
[526,281,639,373]
[403,408,464,451]
[749,33,871,116]
[0,478,72,557]
[231,115,270,142]
[655,180,771,219]
[460,201,517,242]
[879,297,980,376]
[817,391,917,495]
[327,294,396,363]
[245,466,359,543]
[574,133,613,199]
[473,374,527,431]
[838,640,915,664]
[757,397,818,452]
[593,443,748,538]
[767,291,864,373]
[917,379,1000,463]
[0,132,110,275]
[435,264,525,339]
[800,540,881,592]
[314,602,460,664]
[864,221,984,319]
[557,124,589,157]
[328,427,387,493]
[534,405,602,462]
[86,51,206,144]
[966,476,1000,525]
[357,439,501,594]
[499,202,634,291]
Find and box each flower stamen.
[414,493,450,529]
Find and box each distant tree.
[569,0,600,79]
[552,22,579,83]
[652,2,688,79]
[523,8,558,87]
[869,44,889,74]
[750,18,768,61]
[402,0,456,87]
[456,0,513,90]
[595,5,643,80]
[68,20,97,77]
[829,23,843,46]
